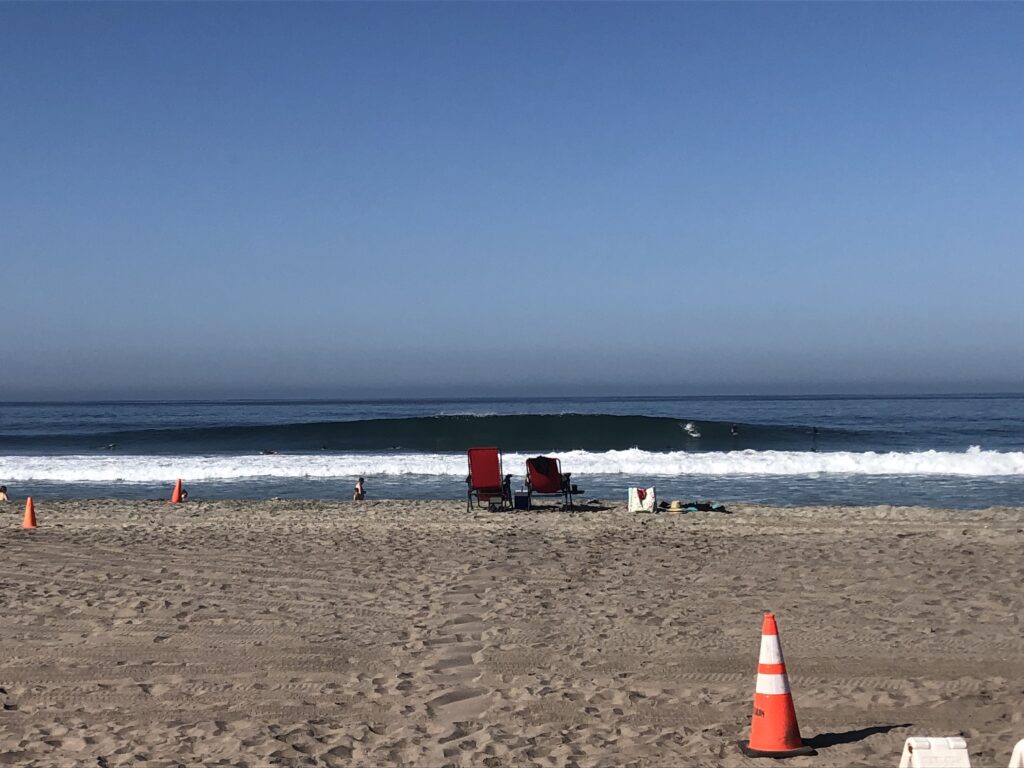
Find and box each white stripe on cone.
[759,634,783,664]
[755,673,791,695]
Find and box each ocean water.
[0,395,1022,508]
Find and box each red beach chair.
[525,455,580,510]
[466,447,511,511]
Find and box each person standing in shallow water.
[0,486,8,502]
[353,477,365,501]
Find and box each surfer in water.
[353,477,365,501]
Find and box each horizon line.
[2,391,1023,406]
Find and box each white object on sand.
[1008,739,1024,768]
[627,487,656,513]
[898,737,971,768]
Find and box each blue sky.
[1,3,1022,399]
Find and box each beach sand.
[1,499,1022,767]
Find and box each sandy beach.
[1,499,1022,766]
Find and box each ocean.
[1,395,1022,508]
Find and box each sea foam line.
[1,447,1022,482]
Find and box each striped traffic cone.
[738,613,816,758]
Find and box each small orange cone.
[738,613,816,758]
[170,479,182,504]
[22,497,37,529]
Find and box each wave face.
[2,447,1022,483]
[0,414,826,454]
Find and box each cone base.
[738,740,817,759]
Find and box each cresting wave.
[2,447,1022,483]
[0,414,825,453]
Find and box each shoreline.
[3,500,1023,766]
[8,497,1024,516]
[4,482,1023,510]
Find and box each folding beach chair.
[466,447,512,511]
[525,455,580,510]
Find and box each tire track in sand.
[420,565,510,725]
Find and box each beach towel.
[680,501,732,513]
[628,486,656,513]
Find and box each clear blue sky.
[2,2,1022,399]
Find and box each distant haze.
[1,3,1022,400]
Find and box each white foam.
[551,446,1024,477]
[1,446,1022,483]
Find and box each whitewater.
[3,396,1022,506]
[3,446,1023,483]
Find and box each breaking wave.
[0,413,822,454]
[2,446,1021,483]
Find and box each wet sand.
[1,499,1022,766]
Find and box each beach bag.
[628,486,656,513]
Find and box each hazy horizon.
[2,381,1022,404]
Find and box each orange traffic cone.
[22,497,37,529]
[738,613,816,758]
[170,479,182,504]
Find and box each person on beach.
[0,486,8,502]
[353,477,365,501]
